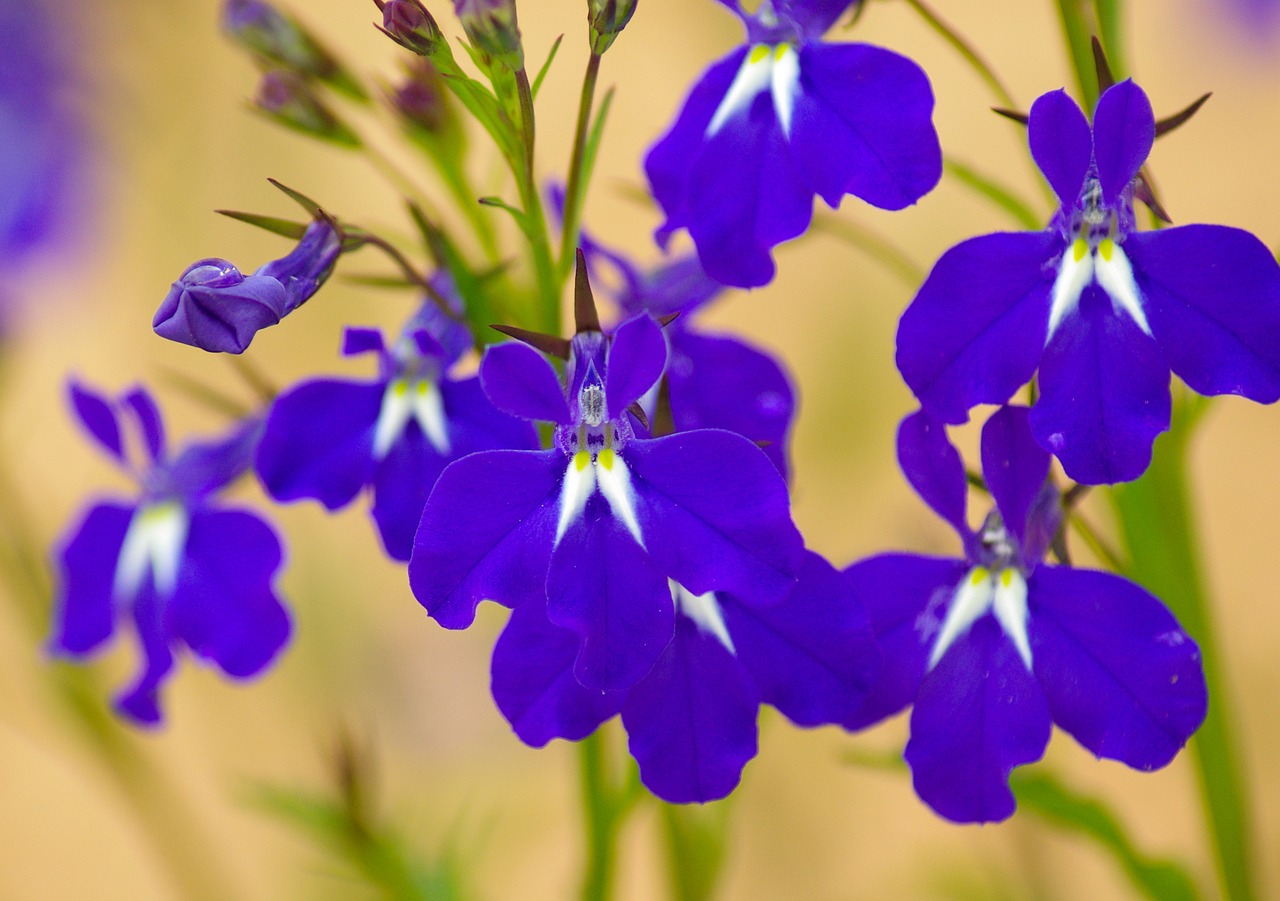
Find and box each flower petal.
[789,42,940,209]
[546,493,675,691]
[1031,284,1171,484]
[114,583,173,726]
[50,502,133,656]
[122,387,165,462]
[606,314,667,418]
[896,231,1060,423]
[1092,80,1154,207]
[775,0,857,39]
[1127,226,1280,403]
[490,600,624,747]
[479,341,572,424]
[1027,89,1092,207]
[409,449,563,627]
[1029,565,1207,769]
[896,409,969,544]
[905,616,1051,823]
[622,615,760,803]
[625,431,803,607]
[980,405,1050,550]
[370,425,441,562]
[68,380,124,463]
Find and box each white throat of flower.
[706,42,801,139]
[373,377,451,459]
[928,566,1032,672]
[113,501,190,604]
[1047,235,1151,343]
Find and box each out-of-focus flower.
[50,382,291,726]
[253,69,361,146]
[154,217,342,354]
[844,406,1207,823]
[255,288,536,561]
[455,0,523,69]
[645,0,940,287]
[223,0,366,99]
[896,81,1280,484]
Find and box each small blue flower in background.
[491,551,879,803]
[255,288,536,561]
[50,383,291,726]
[844,405,1206,823]
[410,272,804,695]
[896,80,1280,484]
[645,0,941,287]
[153,216,342,354]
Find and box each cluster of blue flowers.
[52,0,1280,824]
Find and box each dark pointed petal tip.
[1091,36,1117,96]
[574,248,602,335]
[489,324,571,360]
[1154,93,1211,138]
[992,107,1030,125]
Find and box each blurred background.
[2,0,1279,897]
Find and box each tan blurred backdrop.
[2,0,1279,898]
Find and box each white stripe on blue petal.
[670,580,736,654]
[769,44,801,138]
[1094,239,1152,336]
[1046,239,1094,343]
[373,378,451,460]
[410,379,451,454]
[555,452,596,545]
[991,568,1032,670]
[707,43,799,139]
[595,450,645,546]
[928,566,1034,671]
[113,501,189,603]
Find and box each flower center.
[706,42,800,139]
[373,376,450,458]
[113,501,189,604]
[928,564,1032,672]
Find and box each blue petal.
[1127,226,1280,403]
[622,615,760,803]
[165,416,263,502]
[480,341,572,424]
[723,551,879,726]
[774,0,858,38]
[896,231,1060,423]
[370,425,441,562]
[341,327,386,357]
[905,617,1051,823]
[51,502,133,656]
[1092,81,1154,207]
[1031,284,1171,484]
[546,493,674,691]
[153,260,291,355]
[667,329,796,478]
[843,553,967,730]
[114,582,174,726]
[1029,566,1207,770]
[896,410,970,546]
[980,405,1050,553]
[122,387,166,462]
[1027,89,1092,207]
[625,432,803,607]
[605,314,667,419]
[490,600,624,747]
[67,380,124,463]
[409,450,563,627]
[168,508,290,678]
[790,42,941,209]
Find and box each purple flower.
[896,80,1280,484]
[50,382,291,726]
[409,311,804,694]
[645,0,940,287]
[255,292,536,561]
[492,551,879,803]
[845,405,1207,823]
[153,217,341,354]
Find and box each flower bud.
[454,0,523,69]
[255,70,360,146]
[588,0,637,54]
[376,0,444,56]
[391,59,455,134]
[223,0,347,85]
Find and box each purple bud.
[255,218,342,307]
[377,0,444,55]
[255,70,360,146]
[392,59,454,133]
[223,0,335,78]
[454,0,523,68]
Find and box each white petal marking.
[928,566,995,670]
[410,379,451,455]
[555,453,597,545]
[595,450,645,547]
[1094,239,1152,337]
[373,380,415,460]
[991,569,1033,670]
[1046,239,1095,343]
[769,44,800,138]
[113,502,189,603]
[706,45,775,138]
[671,580,735,654]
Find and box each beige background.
[2,0,1278,898]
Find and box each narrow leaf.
[267,178,323,217]
[531,34,564,99]
[215,210,307,239]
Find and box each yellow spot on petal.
[1001,569,1014,588]
[1098,238,1114,262]
[393,380,408,397]
[415,380,429,396]
[574,450,591,471]
[774,43,791,61]
[749,44,770,64]
[598,448,615,471]
[1072,238,1088,263]
[970,566,989,586]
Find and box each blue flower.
[896,80,1280,483]
[491,552,878,803]
[50,382,291,725]
[153,216,342,354]
[409,296,804,694]
[255,290,537,561]
[645,0,941,287]
[844,405,1207,823]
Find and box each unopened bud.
[392,59,455,134]
[454,0,523,69]
[255,70,360,146]
[588,0,637,54]
[376,0,444,56]
[223,0,365,100]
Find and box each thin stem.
[810,212,925,288]
[511,66,562,334]
[559,51,603,276]
[900,0,1016,108]
[579,732,622,901]
[1055,0,1099,108]
[1066,510,1125,573]
[1092,0,1126,78]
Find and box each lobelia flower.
[409,262,805,694]
[896,80,1280,484]
[50,382,291,725]
[153,216,342,354]
[844,405,1207,823]
[579,229,796,477]
[255,289,536,562]
[645,0,941,287]
[491,551,879,803]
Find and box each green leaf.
[944,158,1044,230]
[531,34,564,99]
[477,196,531,236]
[660,801,734,901]
[578,86,615,209]
[1012,770,1202,901]
[214,210,307,239]
[267,178,324,217]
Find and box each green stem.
[1054,0,1099,108]
[900,0,1016,108]
[944,158,1046,230]
[579,732,622,901]
[559,51,603,277]
[1092,0,1126,78]
[512,66,561,334]
[809,211,925,288]
[1109,400,1257,901]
